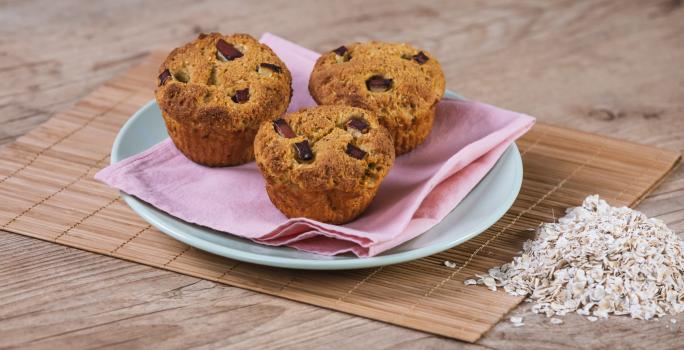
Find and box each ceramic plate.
[110,91,522,270]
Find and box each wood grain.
[1,0,683,349]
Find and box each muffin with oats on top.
[155,33,292,167]
[254,105,395,224]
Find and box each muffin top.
[254,105,395,193]
[308,41,445,138]
[155,33,292,132]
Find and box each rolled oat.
[466,195,684,321]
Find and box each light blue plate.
[111,90,522,270]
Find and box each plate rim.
[111,94,522,270]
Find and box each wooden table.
[2,1,683,348]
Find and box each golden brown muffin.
[254,105,395,224]
[308,42,445,155]
[155,33,292,166]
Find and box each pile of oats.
[466,195,684,321]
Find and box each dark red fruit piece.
[216,39,243,61]
[231,88,249,103]
[273,118,296,138]
[198,33,208,39]
[158,69,172,86]
[346,117,369,134]
[332,45,348,56]
[294,141,314,162]
[413,51,429,64]
[259,63,282,73]
[366,75,393,92]
[346,143,367,160]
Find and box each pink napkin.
[96,33,535,257]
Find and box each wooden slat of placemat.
[0,52,679,343]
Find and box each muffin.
[308,42,445,155]
[254,105,395,224]
[155,33,292,166]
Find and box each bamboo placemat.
[0,52,680,343]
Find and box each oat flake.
[550,318,564,325]
[468,195,684,321]
[510,316,524,324]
